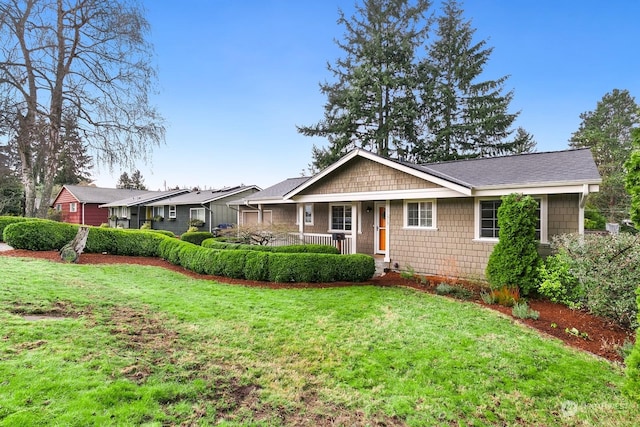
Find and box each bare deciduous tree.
[0,0,165,217]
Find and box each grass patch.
[0,256,638,425]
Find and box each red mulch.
[1,249,635,363]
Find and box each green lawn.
[0,256,638,426]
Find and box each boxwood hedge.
[181,231,214,246]
[5,219,375,283]
[0,216,31,242]
[202,238,340,254]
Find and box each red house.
[51,185,150,226]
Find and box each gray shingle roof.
[412,148,601,188]
[100,189,189,207]
[60,185,150,204]
[241,177,310,202]
[146,185,260,206]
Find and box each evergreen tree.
[130,169,147,190]
[413,0,519,163]
[569,89,639,222]
[117,172,132,189]
[509,127,536,155]
[54,115,93,185]
[297,0,431,170]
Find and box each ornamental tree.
[485,193,541,295]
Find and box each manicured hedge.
[181,231,214,246]
[160,238,375,282]
[202,239,340,254]
[4,219,78,250]
[0,216,30,242]
[5,219,375,283]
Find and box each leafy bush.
[485,194,541,295]
[537,252,583,308]
[181,231,214,246]
[202,239,339,254]
[512,302,540,320]
[86,228,166,257]
[584,207,606,230]
[626,290,640,401]
[0,216,29,242]
[552,233,640,329]
[3,219,77,250]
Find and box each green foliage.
[584,207,607,230]
[415,0,522,162]
[85,228,166,257]
[537,253,583,308]
[485,194,541,295]
[625,127,640,229]
[0,176,23,216]
[512,302,540,320]
[570,89,639,222]
[298,0,430,169]
[147,229,175,238]
[0,216,29,241]
[3,219,77,250]
[435,283,473,300]
[552,233,640,329]
[181,231,214,246]
[201,239,339,254]
[140,221,151,230]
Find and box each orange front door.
[377,205,386,252]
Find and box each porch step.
[373,256,388,277]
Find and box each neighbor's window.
[169,205,177,219]
[405,200,435,228]
[330,204,352,231]
[190,207,205,222]
[55,204,62,211]
[479,199,542,240]
[153,206,164,217]
[304,204,314,225]
[69,202,77,213]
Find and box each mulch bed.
[1,249,635,363]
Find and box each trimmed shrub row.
[181,231,214,246]
[0,216,30,242]
[202,239,340,254]
[4,219,375,283]
[159,238,375,282]
[3,219,78,250]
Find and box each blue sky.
[92,0,640,191]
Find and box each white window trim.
[328,203,353,233]
[474,195,547,243]
[304,203,314,226]
[168,205,177,219]
[190,207,206,221]
[69,202,77,213]
[403,199,437,230]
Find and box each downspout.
[579,184,590,234]
[201,203,213,233]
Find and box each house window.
[405,200,436,229]
[304,204,314,225]
[330,204,352,231]
[190,207,205,222]
[153,206,164,217]
[168,205,176,219]
[55,204,62,212]
[478,198,543,240]
[69,202,77,213]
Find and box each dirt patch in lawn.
[1,249,635,364]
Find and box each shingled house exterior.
[232,148,601,279]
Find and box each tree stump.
[60,226,90,263]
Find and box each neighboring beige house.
[231,148,601,279]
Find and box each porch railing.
[268,232,353,255]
